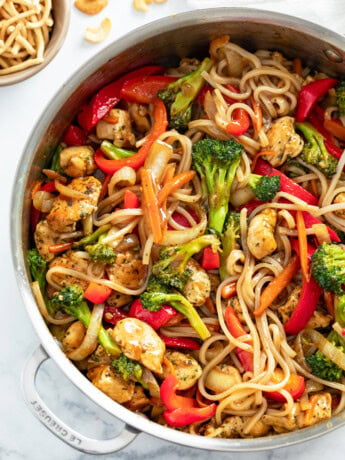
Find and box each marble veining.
[1,1,345,458]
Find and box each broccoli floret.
[72,224,111,249]
[140,277,211,340]
[112,354,143,382]
[296,122,337,177]
[85,243,116,264]
[158,57,213,132]
[52,285,121,356]
[151,234,220,290]
[335,294,345,326]
[306,331,344,382]
[27,248,47,294]
[192,138,243,234]
[311,242,345,295]
[336,79,345,116]
[248,174,280,201]
[220,212,241,281]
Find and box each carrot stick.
[221,282,237,299]
[311,178,318,196]
[296,210,310,282]
[292,58,303,76]
[49,242,73,253]
[254,255,300,316]
[324,291,334,317]
[141,168,162,244]
[162,163,176,186]
[224,305,247,338]
[158,170,195,206]
[205,297,216,314]
[251,150,276,172]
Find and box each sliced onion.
[161,204,207,246]
[108,167,136,195]
[116,233,139,252]
[144,140,173,184]
[67,303,104,361]
[302,328,345,371]
[141,368,160,398]
[33,191,55,212]
[42,169,67,183]
[203,90,217,120]
[55,180,89,200]
[31,281,74,325]
[312,223,331,244]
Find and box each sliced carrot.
[141,168,163,244]
[324,291,334,317]
[48,242,73,253]
[292,58,303,76]
[221,282,237,299]
[102,115,119,124]
[324,119,345,141]
[31,180,43,199]
[205,297,216,314]
[296,210,310,282]
[158,170,195,206]
[254,255,300,316]
[224,305,247,338]
[209,35,230,57]
[162,163,176,186]
[311,178,318,196]
[251,150,276,173]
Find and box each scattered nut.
[84,17,111,43]
[133,0,167,12]
[75,0,108,15]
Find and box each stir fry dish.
[28,36,345,437]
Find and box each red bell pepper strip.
[295,78,338,122]
[84,282,112,304]
[196,84,212,106]
[120,75,177,104]
[201,247,220,270]
[264,368,306,402]
[30,206,41,233]
[40,181,57,193]
[77,65,165,131]
[238,199,265,215]
[167,210,199,230]
[308,108,343,158]
[290,238,315,261]
[129,299,177,330]
[62,125,87,146]
[124,190,140,209]
[325,140,343,159]
[160,375,196,411]
[223,84,250,136]
[103,305,128,326]
[293,211,340,242]
[224,305,253,372]
[159,334,201,350]
[254,159,318,205]
[163,405,217,427]
[284,276,322,335]
[94,98,168,173]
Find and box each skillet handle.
[22,345,139,455]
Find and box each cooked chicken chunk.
[306,310,332,329]
[262,402,301,432]
[263,117,304,167]
[278,286,301,323]
[205,364,241,394]
[333,192,345,217]
[183,259,211,306]
[106,291,132,308]
[225,50,247,78]
[96,109,135,148]
[203,416,269,438]
[112,318,165,374]
[59,146,96,178]
[47,176,101,232]
[124,385,151,412]
[49,250,90,291]
[62,321,86,354]
[34,220,65,262]
[87,345,112,369]
[128,103,151,133]
[162,351,202,390]
[87,365,135,403]
[303,393,332,427]
[106,249,147,290]
[247,208,277,259]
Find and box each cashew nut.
[84,17,111,43]
[74,0,108,15]
[133,0,167,12]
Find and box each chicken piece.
[247,208,277,259]
[59,146,96,178]
[87,345,112,369]
[278,286,301,323]
[182,259,211,306]
[302,393,332,427]
[34,220,65,262]
[306,310,332,329]
[262,402,301,432]
[124,385,151,412]
[162,351,202,390]
[62,321,86,354]
[106,291,132,308]
[87,365,135,403]
[112,318,165,373]
[205,364,241,394]
[106,249,147,290]
[96,109,135,148]
[49,250,90,291]
[263,116,304,167]
[203,416,269,438]
[333,192,345,217]
[128,103,151,133]
[47,176,101,232]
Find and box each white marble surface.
[2,1,345,458]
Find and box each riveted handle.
[22,346,139,455]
